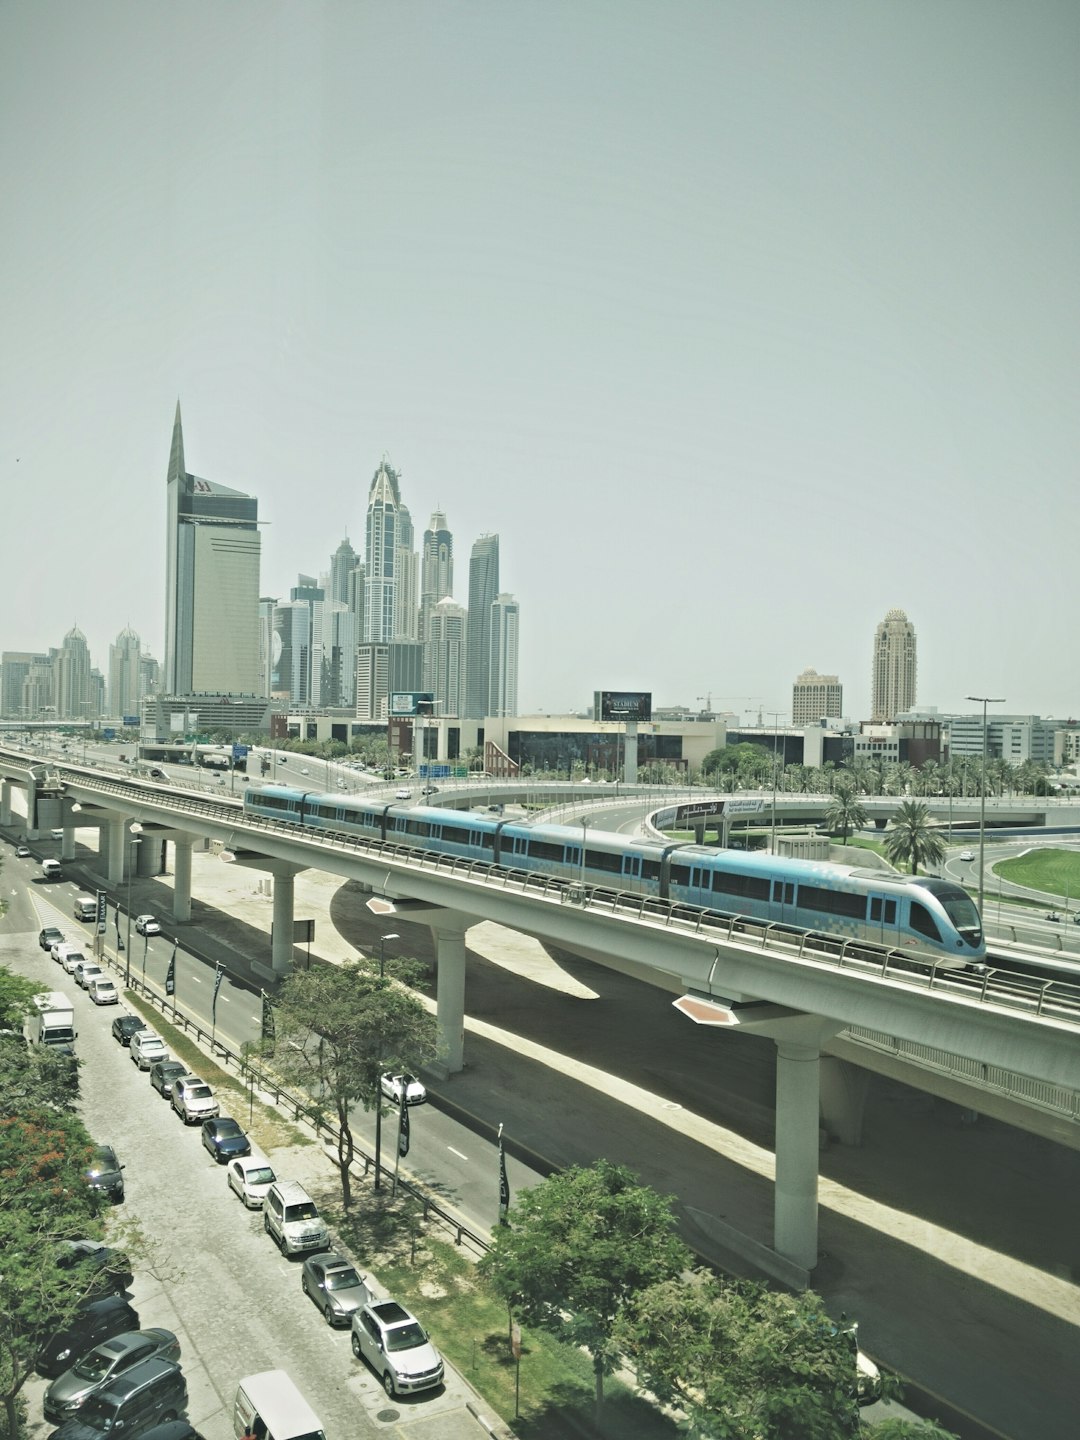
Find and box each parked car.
[63,950,89,976]
[262,1180,330,1256]
[350,1299,444,1396]
[226,1155,275,1208]
[53,942,84,968]
[74,962,104,991]
[47,1355,187,1439]
[170,1075,219,1124]
[84,1145,125,1205]
[149,1059,188,1098]
[380,1072,427,1106]
[56,1242,133,1297]
[88,977,118,1006]
[129,1031,168,1070]
[111,1015,147,1046]
[200,1116,251,1163]
[15,844,30,858]
[37,1296,140,1378]
[134,915,161,937]
[301,1253,369,1327]
[43,1328,180,1425]
[40,926,65,951]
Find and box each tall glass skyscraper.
[164,403,262,695]
[363,460,402,644]
[465,534,499,719]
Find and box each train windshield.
[918,881,982,940]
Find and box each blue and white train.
[244,785,985,968]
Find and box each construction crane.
[697,695,763,724]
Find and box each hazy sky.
[2,2,1077,722]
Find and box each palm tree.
[882,800,947,876]
[824,782,868,845]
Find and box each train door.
[771,878,795,923]
[868,894,898,945]
[621,854,642,891]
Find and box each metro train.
[243,785,986,968]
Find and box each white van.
[41,859,62,881]
[73,895,97,922]
[233,1370,325,1440]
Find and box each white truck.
[23,991,77,1055]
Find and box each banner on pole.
[165,942,177,996]
[212,963,224,1023]
[498,1123,510,1225]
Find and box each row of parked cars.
[40,927,117,1006]
[107,1006,445,1399]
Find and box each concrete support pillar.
[428,918,470,1077]
[774,1041,822,1271]
[623,722,639,784]
[105,819,127,886]
[60,825,76,861]
[136,836,163,878]
[173,840,193,923]
[271,871,296,977]
[1,781,13,827]
[820,1057,871,1146]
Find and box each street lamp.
[766,712,784,853]
[123,823,143,988]
[373,932,400,1191]
[966,696,1005,920]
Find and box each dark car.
[149,1059,187,1098]
[43,1328,180,1425]
[56,1242,133,1298]
[40,926,65,951]
[111,1015,147,1047]
[301,1253,369,1327]
[200,1116,251,1163]
[138,1425,207,1440]
[37,1296,140,1378]
[85,1146,125,1205]
[47,1356,187,1439]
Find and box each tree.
[617,1271,862,1440]
[0,969,41,1030]
[823,783,867,846]
[871,1421,960,1440]
[262,958,437,1210]
[882,801,947,876]
[0,1108,104,1438]
[0,1034,78,1114]
[478,1160,690,1420]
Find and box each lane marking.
[447,1145,469,1161]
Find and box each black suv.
[48,1356,187,1439]
[40,926,65,951]
[37,1296,139,1377]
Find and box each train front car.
[906,878,985,966]
[244,783,312,826]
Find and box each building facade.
[488,592,519,719]
[164,403,262,695]
[465,534,499,719]
[108,627,143,720]
[871,608,917,722]
[792,668,842,725]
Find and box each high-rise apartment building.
[164,403,262,694]
[420,511,454,644]
[871,609,917,722]
[792,668,842,725]
[328,537,358,606]
[465,534,499,719]
[363,460,403,645]
[1,651,47,719]
[488,593,519,718]
[108,627,142,719]
[424,598,468,718]
[56,626,93,720]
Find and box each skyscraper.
[56,626,93,720]
[871,609,917,722]
[420,511,454,643]
[363,460,403,644]
[792,668,842,725]
[465,534,499,719]
[329,537,358,606]
[164,403,262,695]
[488,593,520,718]
[108,627,142,719]
[425,598,468,718]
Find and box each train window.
[640,860,662,882]
[772,881,794,904]
[525,839,568,862]
[670,864,692,886]
[440,823,486,846]
[710,870,770,902]
[798,885,865,919]
[404,820,431,838]
[869,897,898,924]
[585,849,625,874]
[909,901,941,942]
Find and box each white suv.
[130,1031,168,1070]
[171,1075,219,1123]
[263,1181,330,1256]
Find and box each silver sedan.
[301,1253,369,1327]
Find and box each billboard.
[389,691,435,718]
[122,715,140,728]
[595,690,652,723]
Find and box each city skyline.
[2,4,1078,719]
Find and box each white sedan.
[134,915,162,937]
[380,1072,427,1106]
[227,1154,277,1208]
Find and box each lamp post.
[766,712,783,853]
[966,695,1005,920]
[373,931,400,1192]
[123,823,143,988]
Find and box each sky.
[2,2,1078,723]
